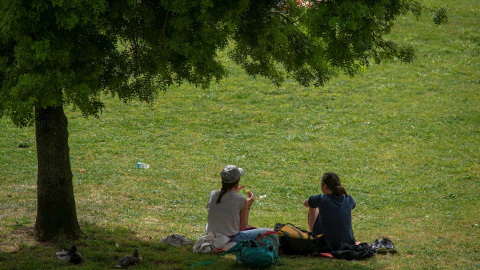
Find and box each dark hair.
[216,179,240,204]
[322,172,347,196]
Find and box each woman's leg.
[229,228,270,242]
[307,207,319,232]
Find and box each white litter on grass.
[259,195,267,199]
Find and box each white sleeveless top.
[206,190,245,236]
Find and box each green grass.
[1,0,479,269]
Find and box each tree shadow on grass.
[0,222,380,270]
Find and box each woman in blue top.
[303,172,356,251]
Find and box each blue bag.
[188,239,282,268]
[235,239,281,268]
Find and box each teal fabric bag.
[236,239,280,268]
[188,239,282,268]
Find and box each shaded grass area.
[1,0,479,269]
[0,223,379,270]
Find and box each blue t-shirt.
[308,194,356,251]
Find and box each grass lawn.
[1,0,479,269]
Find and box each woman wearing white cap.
[206,165,269,242]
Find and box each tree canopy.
[0,0,447,240]
[1,0,447,125]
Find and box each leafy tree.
[0,0,447,241]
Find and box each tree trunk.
[34,105,82,241]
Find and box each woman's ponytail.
[333,184,347,196]
[216,179,240,204]
[216,189,228,204]
[322,172,347,196]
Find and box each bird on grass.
[55,246,82,264]
[115,250,142,268]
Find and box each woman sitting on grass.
[303,172,356,251]
[206,165,269,242]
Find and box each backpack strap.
[272,246,283,265]
[256,231,278,239]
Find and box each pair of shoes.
[382,238,397,253]
[161,234,192,247]
[373,238,397,254]
[373,239,387,254]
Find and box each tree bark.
[34,105,82,241]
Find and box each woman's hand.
[246,190,255,206]
[235,185,246,192]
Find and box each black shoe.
[382,238,397,254]
[373,239,387,254]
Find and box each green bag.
[188,239,282,268]
[235,239,281,268]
